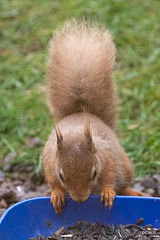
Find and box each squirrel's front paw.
[100,187,116,209]
[51,189,65,215]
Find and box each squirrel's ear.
[84,115,96,153]
[55,125,63,151]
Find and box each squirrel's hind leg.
[119,186,145,196]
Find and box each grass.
[0,0,160,175]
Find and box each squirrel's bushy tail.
[47,19,117,129]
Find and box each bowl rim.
[0,195,159,225]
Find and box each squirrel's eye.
[59,173,64,181]
[92,170,97,180]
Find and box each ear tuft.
[55,124,63,151]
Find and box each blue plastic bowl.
[0,196,160,240]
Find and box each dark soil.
[29,220,160,240]
[0,164,50,217]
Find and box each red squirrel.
[43,20,143,214]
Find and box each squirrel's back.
[47,20,117,129]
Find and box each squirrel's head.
[55,122,100,203]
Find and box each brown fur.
[47,19,117,129]
[43,20,144,214]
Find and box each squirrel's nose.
[71,194,88,203]
[77,199,84,203]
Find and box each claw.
[51,189,65,215]
[100,187,115,209]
